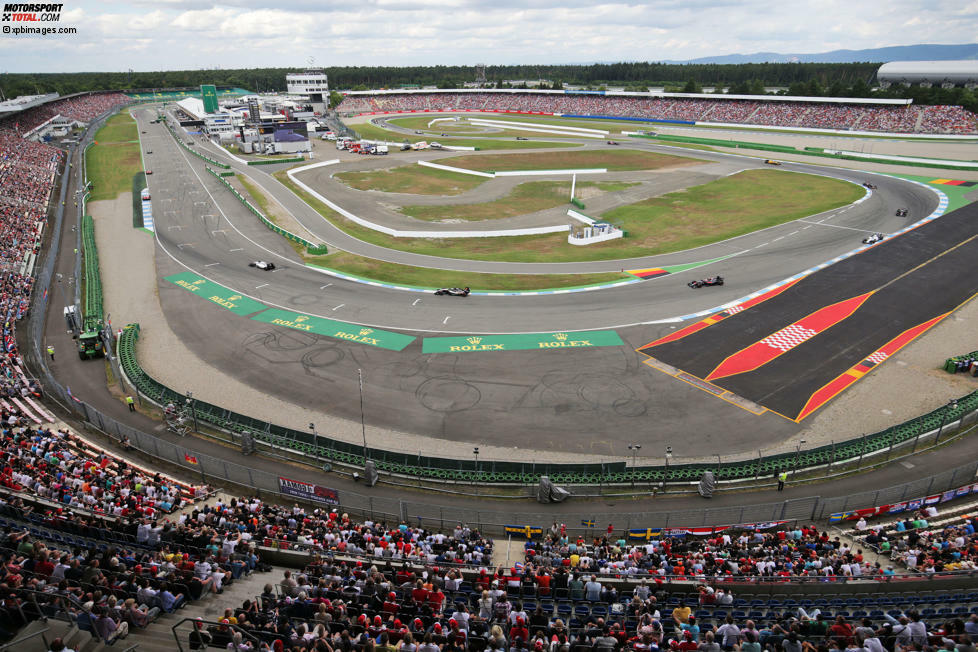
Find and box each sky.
[0,0,977,73]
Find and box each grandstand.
[335,90,978,135]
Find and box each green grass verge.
[600,168,864,254]
[306,251,630,291]
[95,112,138,144]
[441,149,698,172]
[350,121,578,150]
[274,166,862,263]
[87,142,142,201]
[400,181,635,221]
[335,165,486,195]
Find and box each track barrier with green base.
[80,215,104,331]
[203,166,327,256]
[130,172,146,228]
[117,322,978,486]
[247,157,305,166]
[163,121,230,169]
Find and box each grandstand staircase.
[5,618,105,652]
[122,562,282,652]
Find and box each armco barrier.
[80,215,103,331]
[246,157,305,166]
[163,121,230,169]
[203,166,327,255]
[116,318,978,486]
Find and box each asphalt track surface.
[642,199,978,421]
[116,105,959,453]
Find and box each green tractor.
[77,330,105,360]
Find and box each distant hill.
[664,43,978,65]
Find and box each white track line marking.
[203,262,220,267]
[802,225,812,230]
[443,315,451,324]
[412,298,421,306]
[332,304,344,311]
[320,284,333,289]
[255,283,268,289]
[772,236,784,242]
[797,219,883,234]
[229,248,243,252]
[177,243,194,248]
[756,242,769,248]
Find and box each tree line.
[0,63,974,112]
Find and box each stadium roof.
[340,88,910,105]
[0,93,60,119]
[877,60,978,85]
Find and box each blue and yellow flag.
[505,525,543,539]
[627,528,663,541]
[581,519,595,528]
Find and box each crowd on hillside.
[336,93,978,134]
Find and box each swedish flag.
[627,528,662,541]
[581,519,595,528]
[505,525,543,539]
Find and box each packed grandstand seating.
[1,92,129,136]
[336,93,978,134]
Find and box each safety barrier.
[570,197,586,209]
[246,157,305,166]
[130,172,145,228]
[116,317,978,486]
[163,121,230,169]
[80,215,103,331]
[945,350,978,374]
[203,166,327,255]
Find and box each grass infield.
[274,167,861,263]
[87,114,142,202]
[335,165,487,195]
[351,122,578,150]
[440,149,700,172]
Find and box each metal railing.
[170,618,261,652]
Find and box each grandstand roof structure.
[341,87,911,105]
[878,60,978,85]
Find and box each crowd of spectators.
[336,93,978,134]
[854,505,978,574]
[512,524,895,582]
[2,92,129,135]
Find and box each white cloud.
[1,0,975,73]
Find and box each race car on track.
[895,208,908,217]
[434,287,470,297]
[764,159,781,165]
[862,233,885,245]
[687,276,724,289]
[516,136,529,140]
[607,140,619,145]
[145,170,153,175]
[249,261,276,271]
[863,182,878,189]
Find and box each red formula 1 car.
[687,275,724,289]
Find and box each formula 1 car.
[862,233,885,245]
[145,170,153,175]
[862,182,878,189]
[607,140,619,145]
[687,276,724,289]
[249,261,276,271]
[434,287,470,297]
[764,159,782,165]
[895,208,908,217]
[516,136,529,140]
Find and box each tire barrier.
[80,215,103,331]
[203,166,327,256]
[945,351,978,375]
[118,321,978,486]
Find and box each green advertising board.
[253,309,415,352]
[201,84,219,113]
[422,330,624,354]
[164,272,266,316]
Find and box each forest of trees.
[1,62,975,112]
